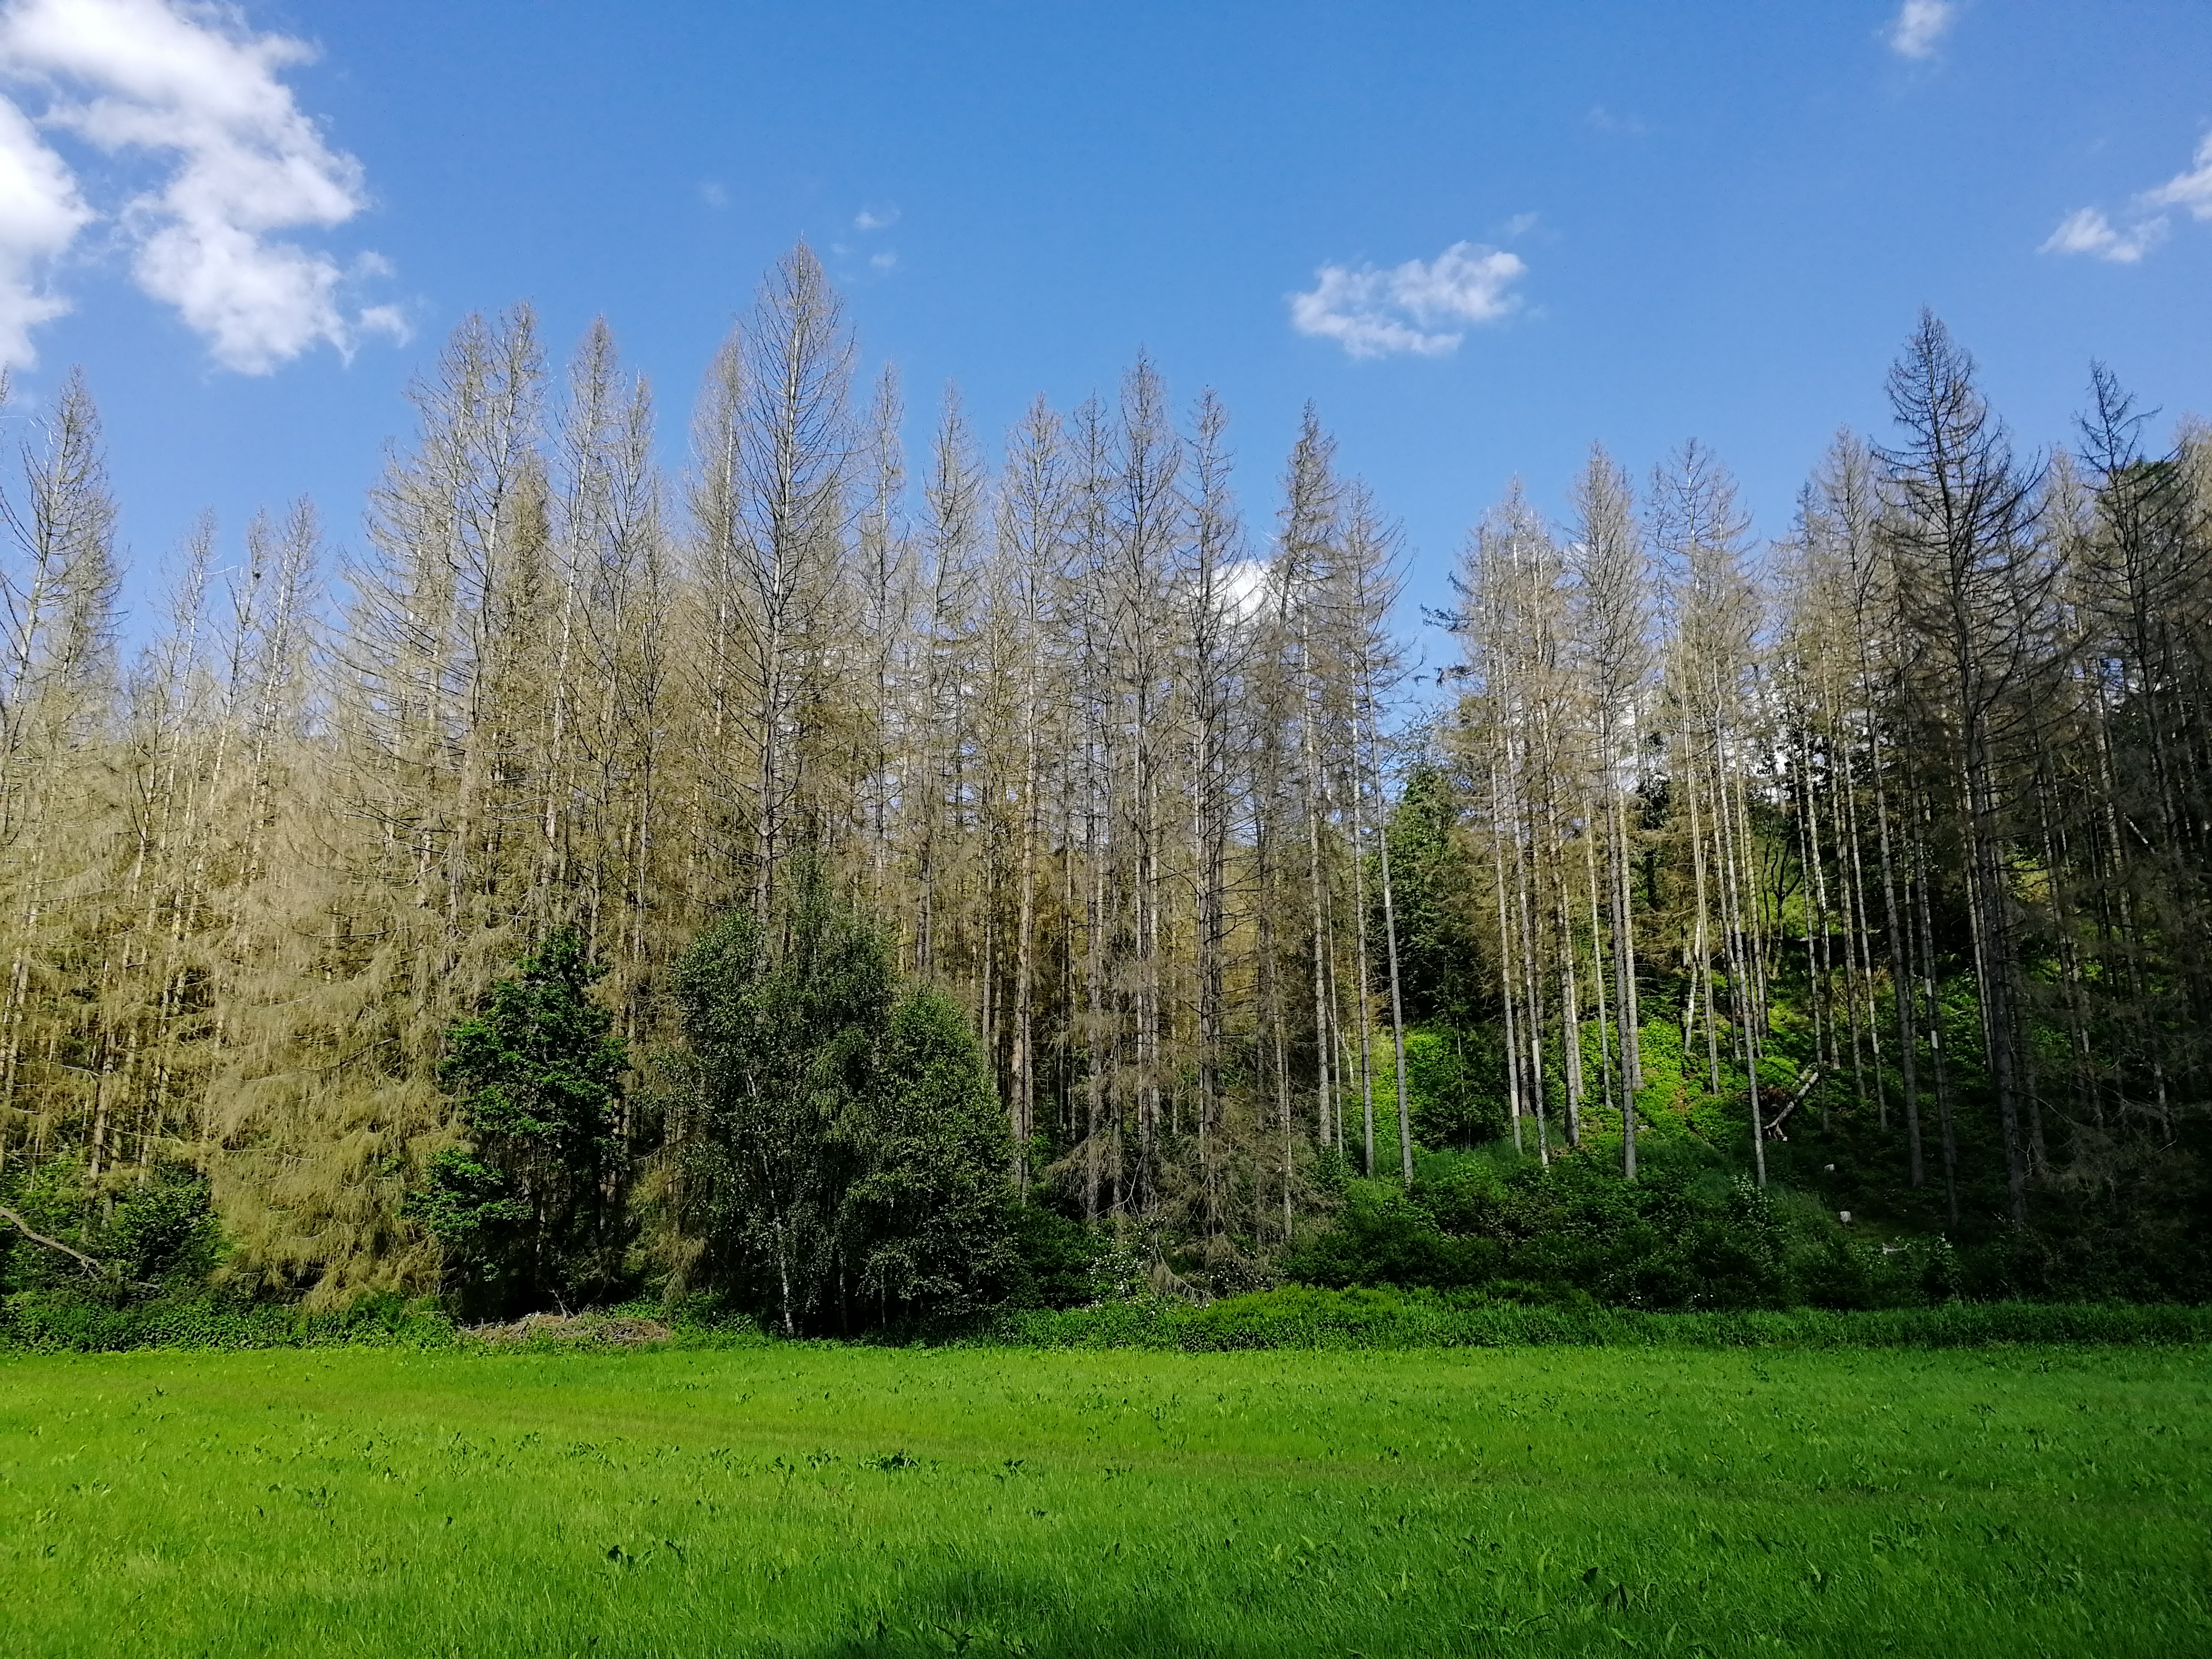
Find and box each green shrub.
[987,1284,2212,1351]
[2,1157,222,1300]
[0,1289,456,1353]
[1291,1154,1857,1309]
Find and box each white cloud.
[1289,240,1526,360]
[854,205,898,231]
[869,250,897,273]
[1585,104,1648,138]
[2141,132,2212,220]
[2045,134,2212,264]
[0,0,390,372]
[1220,557,1270,624]
[1886,0,1956,59]
[699,180,728,210]
[355,300,407,344]
[2041,206,2163,264]
[0,93,86,365]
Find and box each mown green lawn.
[0,1342,2204,1657]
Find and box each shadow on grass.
[791,1564,1390,1659]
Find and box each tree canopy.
[414,928,628,1315]
[666,860,1017,1334]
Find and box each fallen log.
[1760,1067,1823,1140]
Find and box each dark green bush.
[413,926,632,1317]
[1005,1202,1097,1311]
[1284,1152,1937,1311]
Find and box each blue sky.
[3,0,2209,647]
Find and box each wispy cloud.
[0,92,87,366]
[1886,0,1956,59]
[1585,104,1648,138]
[845,206,900,278]
[1289,240,1526,360]
[2042,206,2163,265]
[0,0,394,372]
[699,180,728,210]
[2142,134,2212,217]
[2044,134,2212,264]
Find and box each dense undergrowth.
[7,1112,2207,1355]
[987,1286,2212,1351]
[6,1283,2208,1355]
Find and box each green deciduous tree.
[664,857,1015,1333]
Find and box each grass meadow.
[1,1342,2205,1658]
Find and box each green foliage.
[1002,1202,1095,1310]
[0,1289,455,1352]
[103,1165,222,1291]
[1376,764,1489,1025]
[1284,1149,1957,1311]
[414,928,630,1316]
[1370,1024,1510,1150]
[846,986,1022,1321]
[993,1284,2212,1350]
[2,1156,220,1300]
[667,866,890,1332]
[668,859,1018,1333]
[1353,995,2211,1310]
[0,1160,84,1294]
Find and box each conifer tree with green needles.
[414,928,630,1315]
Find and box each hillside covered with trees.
[0,244,2204,1329]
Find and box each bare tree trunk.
[1490,774,1525,1154]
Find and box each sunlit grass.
[2,1343,2205,1656]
